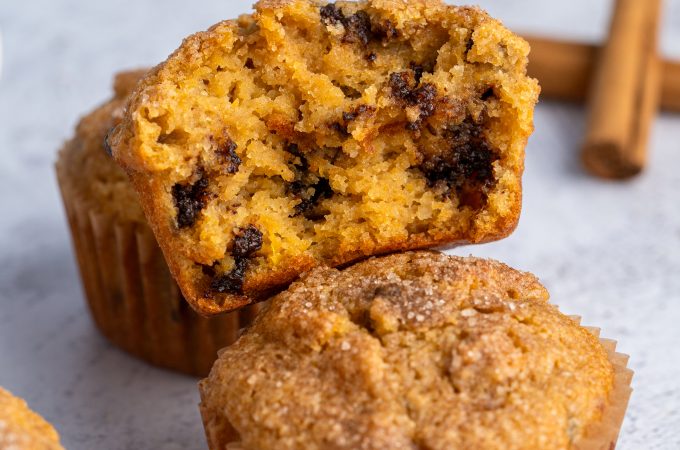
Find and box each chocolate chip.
[407,84,437,130]
[342,105,372,122]
[366,52,377,62]
[389,72,414,102]
[420,118,499,202]
[172,174,210,228]
[389,72,438,130]
[210,259,247,294]
[215,138,241,174]
[244,58,255,69]
[320,3,345,25]
[285,143,334,218]
[210,226,263,294]
[291,177,333,217]
[373,20,398,41]
[232,225,263,258]
[342,10,372,46]
[320,4,394,47]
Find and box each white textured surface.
[0,1,679,449]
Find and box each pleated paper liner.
[199,315,633,450]
[56,165,262,377]
[573,316,634,450]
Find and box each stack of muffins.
[44,0,634,449]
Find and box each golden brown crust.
[199,252,616,450]
[111,0,538,315]
[0,387,64,450]
[57,68,147,223]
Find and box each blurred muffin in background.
[56,70,262,376]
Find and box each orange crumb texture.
[111,0,540,314]
[199,253,615,450]
[0,387,64,450]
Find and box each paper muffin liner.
[56,166,262,377]
[198,314,632,450]
[572,316,634,450]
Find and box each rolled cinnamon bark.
[525,36,680,112]
[579,0,662,179]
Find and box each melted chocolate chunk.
[320,3,345,25]
[389,72,414,101]
[389,71,438,130]
[232,225,263,258]
[343,10,372,45]
[285,144,334,218]
[210,259,247,294]
[210,226,263,294]
[215,139,241,174]
[420,118,499,201]
[373,20,398,41]
[292,177,333,217]
[320,4,396,46]
[342,104,374,122]
[405,84,437,131]
[172,174,209,229]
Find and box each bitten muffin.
[56,70,261,376]
[199,252,631,450]
[0,387,64,450]
[109,0,540,314]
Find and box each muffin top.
[57,69,146,222]
[0,387,64,450]
[200,252,615,450]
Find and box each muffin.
[56,70,262,376]
[109,0,540,315]
[0,387,64,450]
[199,252,632,450]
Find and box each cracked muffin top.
[199,252,615,450]
[57,69,147,222]
[108,0,539,314]
[0,387,64,450]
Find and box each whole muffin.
[109,0,539,315]
[0,387,64,450]
[199,252,631,450]
[56,70,262,376]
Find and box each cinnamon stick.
[580,0,662,179]
[525,37,680,112]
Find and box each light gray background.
[1,1,679,449]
